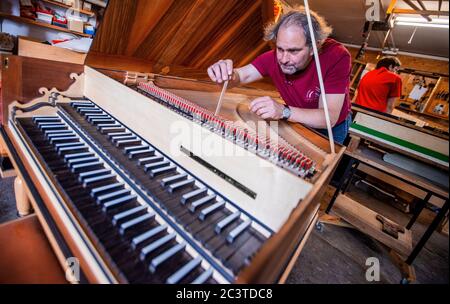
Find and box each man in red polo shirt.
[355,57,402,113]
[207,7,352,144]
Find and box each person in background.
[355,57,403,113]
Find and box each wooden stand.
[333,194,412,256]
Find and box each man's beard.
[280,64,298,75]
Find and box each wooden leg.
[14,176,32,217]
[389,249,416,283]
[0,134,17,178]
[347,136,361,153]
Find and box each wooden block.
[318,212,355,229]
[333,194,413,256]
[376,214,405,239]
[18,37,87,65]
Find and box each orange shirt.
[355,67,402,112]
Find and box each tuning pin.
[304,159,314,171]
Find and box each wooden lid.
[86,0,275,77]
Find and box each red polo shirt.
[251,38,352,125]
[355,67,402,112]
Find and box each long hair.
[264,6,333,47]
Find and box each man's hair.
[264,6,333,48]
[376,57,402,69]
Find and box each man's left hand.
[249,96,284,120]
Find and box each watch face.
[283,107,290,119]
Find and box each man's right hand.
[207,59,234,84]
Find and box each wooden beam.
[417,0,427,11]
[403,0,433,21]
[393,8,449,16]
[192,0,262,68]
[387,0,398,15]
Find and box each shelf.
[84,0,107,8]
[42,0,95,17]
[397,104,449,121]
[0,13,92,38]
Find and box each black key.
[144,160,170,172]
[116,138,141,148]
[132,224,167,249]
[224,236,263,274]
[140,233,176,261]
[180,188,207,205]
[44,130,73,137]
[101,127,125,134]
[78,168,111,182]
[227,219,252,244]
[112,205,147,225]
[166,257,202,284]
[149,242,186,273]
[149,164,176,177]
[204,219,242,252]
[96,188,131,204]
[199,201,225,221]
[215,211,241,234]
[91,182,124,198]
[188,210,229,236]
[189,195,216,213]
[138,155,163,166]
[214,230,253,263]
[124,145,149,154]
[49,136,79,145]
[83,174,116,187]
[167,179,194,193]
[91,118,115,125]
[70,161,103,173]
[64,152,95,161]
[102,194,137,211]
[33,116,60,123]
[67,156,99,167]
[112,134,136,143]
[119,212,155,235]
[161,173,187,187]
[108,131,131,138]
[191,268,214,284]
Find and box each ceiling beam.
[387,0,398,15]
[403,0,433,21]
[416,0,427,11]
[392,8,449,15]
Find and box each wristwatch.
[281,105,291,121]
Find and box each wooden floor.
[0,176,448,284]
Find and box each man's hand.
[249,96,285,120]
[207,59,234,84]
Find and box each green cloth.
[350,123,449,163]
